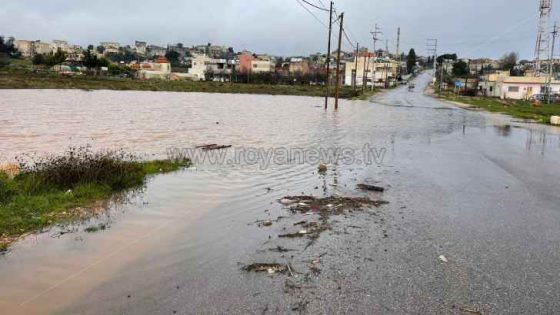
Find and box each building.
[344,52,399,88]
[478,71,560,99]
[188,53,211,81]
[147,45,166,58]
[100,42,120,55]
[136,56,172,80]
[237,52,254,74]
[250,55,275,73]
[135,41,147,56]
[52,40,70,52]
[14,40,34,57]
[33,41,53,55]
[289,58,310,74]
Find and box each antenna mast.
[535,0,552,74]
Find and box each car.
[529,94,545,102]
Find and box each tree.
[87,44,94,51]
[44,48,67,67]
[499,52,518,71]
[32,54,45,65]
[436,53,458,64]
[164,50,181,66]
[82,49,98,69]
[406,48,417,74]
[0,36,19,58]
[96,45,105,54]
[452,60,469,77]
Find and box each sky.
[0,0,557,60]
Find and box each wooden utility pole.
[324,1,333,110]
[353,42,359,91]
[334,12,344,110]
[548,22,558,104]
[362,52,368,92]
[396,27,401,77]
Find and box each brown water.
[2,75,560,314]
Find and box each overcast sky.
[1,0,557,59]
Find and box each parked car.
[529,94,545,102]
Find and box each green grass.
[0,149,190,251]
[442,94,560,124]
[0,71,368,99]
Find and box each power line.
[295,0,329,29]
[316,0,327,9]
[300,0,330,12]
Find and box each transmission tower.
[535,0,552,74]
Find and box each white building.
[478,71,560,99]
[188,54,211,81]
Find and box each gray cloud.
[0,0,555,59]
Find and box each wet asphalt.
[2,73,560,314]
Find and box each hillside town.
[3,36,560,103]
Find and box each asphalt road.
[2,73,560,314]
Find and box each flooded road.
[1,73,560,314]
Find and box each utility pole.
[354,42,359,91]
[362,52,368,92]
[548,22,558,104]
[396,27,401,77]
[439,61,445,94]
[334,12,344,110]
[370,24,382,91]
[427,38,438,83]
[324,1,333,110]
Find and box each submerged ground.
[1,74,560,314]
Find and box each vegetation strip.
[0,71,372,99]
[0,148,190,252]
[440,94,560,124]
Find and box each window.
[508,86,519,93]
[489,86,493,92]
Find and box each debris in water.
[318,163,327,174]
[269,246,295,253]
[460,307,482,315]
[279,230,308,238]
[438,255,448,263]
[357,183,385,192]
[261,220,273,227]
[280,198,296,205]
[242,263,292,275]
[202,144,232,151]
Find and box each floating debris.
[242,263,292,275]
[357,183,385,192]
[268,246,295,253]
[438,255,448,263]
[279,195,388,214]
[279,230,308,238]
[318,163,327,174]
[196,144,232,151]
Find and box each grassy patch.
[442,94,560,124]
[0,147,190,250]
[0,71,365,99]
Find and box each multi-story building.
[14,40,34,57]
[100,42,120,55]
[344,52,399,88]
[135,41,147,56]
[289,58,310,74]
[147,45,166,58]
[33,41,53,55]
[251,55,274,73]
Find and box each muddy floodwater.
[2,74,560,314]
